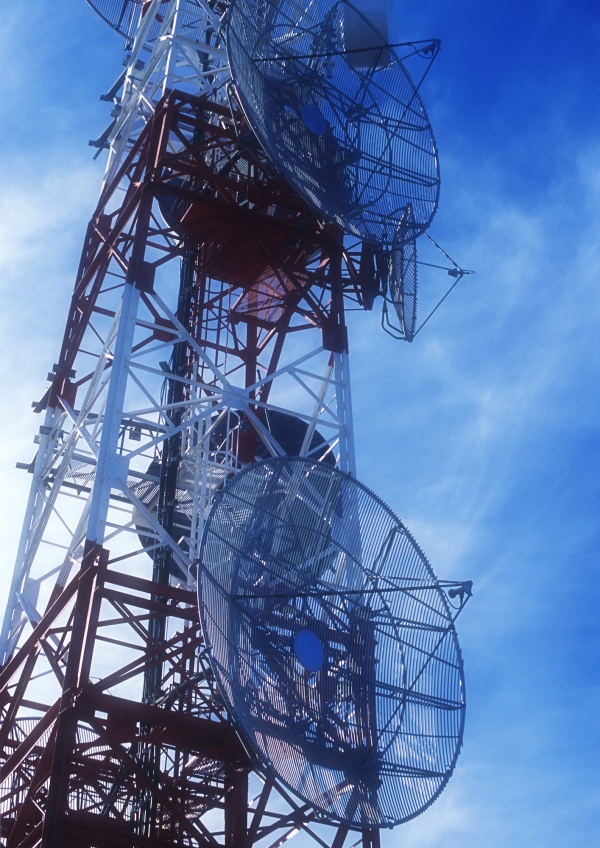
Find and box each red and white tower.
[0,2,470,847]
[0,3,367,846]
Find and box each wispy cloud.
[0,155,101,598]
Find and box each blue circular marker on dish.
[300,104,328,136]
[294,629,325,672]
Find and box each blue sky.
[0,1,599,846]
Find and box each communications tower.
[0,2,470,847]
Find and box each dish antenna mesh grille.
[199,458,465,827]
[227,0,440,246]
[85,0,141,37]
[389,206,418,340]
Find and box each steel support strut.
[86,281,141,545]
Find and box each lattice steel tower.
[0,2,470,847]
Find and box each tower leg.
[86,280,141,545]
[224,765,248,848]
[334,351,356,476]
[41,541,108,848]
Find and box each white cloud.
[0,154,101,604]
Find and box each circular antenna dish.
[198,457,465,827]
[227,0,440,245]
[85,0,141,38]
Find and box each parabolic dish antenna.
[85,0,141,37]
[227,0,440,245]
[198,457,466,827]
[389,206,418,341]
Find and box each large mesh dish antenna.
[227,0,440,245]
[198,457,465,827]
[85,0,141,37]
